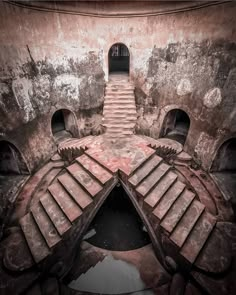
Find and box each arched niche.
[0,140,29,175]
[108,43,130,74]
[211,138,236,172]
[51,109,78,139]
[160,109,190,145]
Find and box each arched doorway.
[0,141,29,175]
[108,43,130,74]
[51,109,77,141]
[211,138,236,172]
[160,109,190,145]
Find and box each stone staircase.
[19,154,114,264]
[126,153,230,272]
[103,75,137,139]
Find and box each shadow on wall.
[0,140,29,175]
[159,109,190,145]
[51,109,78,142]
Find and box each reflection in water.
[69,254,148,294]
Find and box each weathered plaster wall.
[0,1,235,170]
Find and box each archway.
[51,109,77,140]
[108,43,130,74]
[0,141,29,175]
[160,109,190,145]
[211,138,236,172]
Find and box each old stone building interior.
[0,0,236,294]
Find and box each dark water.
[85,185,151,251]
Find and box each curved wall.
[0,1,235,171]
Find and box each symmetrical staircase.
[103,74,137,139]
[19,154,114,263]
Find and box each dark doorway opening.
[109,43,130,74]
[51,109,77,142]
[0,141,28,175]
[160,109,190,145]
[85,185,150,251]
[211,138,236,219]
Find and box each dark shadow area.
[85,185,150,251]
[160,109,190,145]
[109,43,130,74]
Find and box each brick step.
[31,202,61,248]
[67,162,103,197]
[104,99,135,104]
[180,211,216,263]
[105,91,134,95]
[136,162,171,197]
[160,189,195,233]
[103,123,135,129]
[48,181,82,222]
[144,172,178,211]
[105,129,134,134]
[40,192,72,236]
[103,107,136,112]
[129,155,162,187]
[103,118,136,123]
[76,154,113,185]
[19,213,51,263]
[103,110,137,115]
[103,114,137,119]
[58,173,93,210]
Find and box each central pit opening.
[85,184,151,251]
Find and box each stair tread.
[170,199,205,247]
[48,182,82,222]
[77,154,112,185]
[19,213,50,263]
[152,181,186,220]
[180,211,216,263]
[144,172,178,209]
[136,162,170,197]
[160,189,195,233]
[58,173,93,210]
[40,192,71,236]
[129,155,162,186]
[67,162,102,196]
[31,202,61,248]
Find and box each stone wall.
[0,1,235,171]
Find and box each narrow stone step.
[58,173,93,210]
[170,199,205,247]
[103,115,137,120]
[19,213,50,263]
[48,181,82,222]
[76,154,113,185]
[144,172,178,210]
[104,98,135,103]
[136,163,170,197]
[103,110,137,115]
[67,162,103,196]
[31,203,61,248]
[180,211,216,264]
[129,155,162,187]
[152,181,186,220]
[40,192,71,236]
[104,123,135,129]
[160,189,195,233]
[103,105,136,110]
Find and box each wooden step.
[170,199,205,247]
[136,162,170,197]
[180,211,216,263]
[144,172,178,210]
[129,155,162,187]
[58,173,93,210]
[76,154,113,185]
[19,213,50,263]
[67,162,103,196]
[160,189,195,233]
[40,192,71,236]
[48,181,82,222]
[152,181,186,220]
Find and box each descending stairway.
[126,153,228,271]
[103,74,137,139]
[19,154,114,263]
